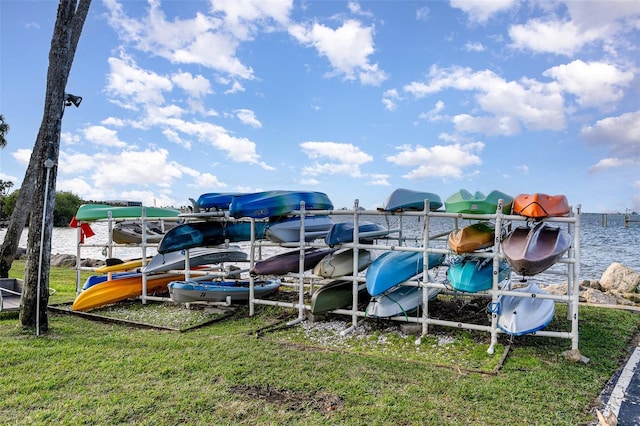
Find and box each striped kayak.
[512,193,570,218]
[75,204,181,222]
[229,190,333,219]
[444,190,513,214]
[158,221,268,254]
[365,250,446,297]
[381,188,443,211]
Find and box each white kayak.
[312,248,374,278]
[142,246,247,274]
[495,282,555,336]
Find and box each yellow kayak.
[95,258,152,273]
[448,222,496,254]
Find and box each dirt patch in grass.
[229,384,344,413]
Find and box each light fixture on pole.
[64,93,82,107]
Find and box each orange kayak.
[512,193,570,218]
[447,222,496,254]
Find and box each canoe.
[446,257,511,293]
[72,273,183,312]
[312,248,374,278]
[381,188,443,211]
[444,190,513,214]
[512,193,570,218]
[310,280,370,314]
[447,222,496,254]
[158,220,268,253]
[501,223,571,277]
[168,279,281,303]
[496,282,555,336]
[196,192,244,210]
[229,190,333,219]
[365,250,446,296]
[250,247,334,275]
[365,280,441,318]
[264,215,334,243]
[75,204,180,222]
[324,221,389,247]
[112,220,177,244]
[142,246,247,274]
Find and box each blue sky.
[1,0,639,213]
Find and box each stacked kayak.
[501,222,571,277]
[512,193,570,218]
[381,188,443,211]
[446,257,510,293]
[445,190,513,214]
[168,279,281,303]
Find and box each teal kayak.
[158,221,268,253]
[75,204,180,222]
[444,190,513,214]
[382,188,443,211]
[446,257,510,293]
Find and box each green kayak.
[74,204,181,222]
[444,190,513,214]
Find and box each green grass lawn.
[2,261,639,425]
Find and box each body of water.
[1,213,637,283]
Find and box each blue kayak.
[325,221,389,247]
[228,190,333,219]
[447,257,510,293]
[365,250,446,296]
[196,193,244,210]
[168,279,281,303]
[158,221,268,253]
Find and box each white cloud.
[382,89,401,111]
[581,110,640,158]
[464,41,485,52]
[588,157,638,173]
[171,71,212,98]
[300,141,373,177]
[404,66,566,135]
[544,60,634,109]
[12,149,32,165]
[450,0,516,24]
[419,100,446,122]
[82,125,129,148]
[508,1,640,56]
[235,109,262,128]
[289,19,387,85]
[106,55,173,107]
[386,142,484,180]
[104,0,257,79]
